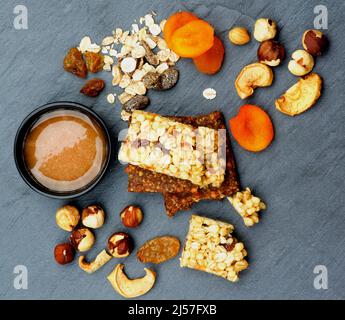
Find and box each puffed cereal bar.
[118,110,226,188]
[180,215,248,282]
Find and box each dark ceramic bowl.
[14,101,112,199]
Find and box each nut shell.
[228,27,250,45]
[302,29,328,56]
[108,232,134,258]
[54,243,75,265]
[257,40,285,67]
[55,205,80,232]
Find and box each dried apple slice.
[107,264,156,298]
[275,73,322,116]
[235,63,273,99]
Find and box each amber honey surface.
[23,109,107,192]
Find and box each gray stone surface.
[0,0,344,300]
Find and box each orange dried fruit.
[163,11,198,48]
[193,36,225,74]
[170,19,214,58]
[84,52,104,73]
[229,104,274,152]
[63,47,87,78]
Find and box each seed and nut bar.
[228,188,266,227]
[119,110,226,188]
[180,215,248,282]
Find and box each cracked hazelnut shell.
[108,232,134,258]
[257,40,285,67]
[120,205,143,228]
[82,205,105,229]
[70,228,95,252]
[54,243,75,265]
[302,29,328,56]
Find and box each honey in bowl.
[23,109,108,192]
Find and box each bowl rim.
[13,101,112,199]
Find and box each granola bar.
[119,110,226,188]
[126,111,240,216]
[180,215,248,282]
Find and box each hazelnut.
[253,18,277,42]
[302,29,328,56]
[55,205,80,232]
[82,205,105,229]
[70,228,95,252]
[120,205,143,228]
[228,27,251,45]
[288,50,314,76]
[257,40,285,67]
[107,232,134,258]
[54,243,75,265]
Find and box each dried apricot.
[193,36,225,74]
[170,19,214,58]
[63,47,87,78]
[229,104,274,152]
[80,78,105,97]
[163,11,198,48]
[84,52,104,73]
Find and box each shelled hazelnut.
[54,243,75,265]
[302,29,328,56]
[70,228,95,252]
[228,27,251,45]
[82,205,105,229]
[288,49,314,76]
[120,205,143,228]
[55,205,80,232]
[107,232,134,258]
[253,18,277,42]
[257,40,285,67]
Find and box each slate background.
[0,0,344,300]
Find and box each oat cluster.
[228,187,266,227]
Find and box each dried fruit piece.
[140,41,159,66]
[63,47,87,78]
[235,63,273,99]
[79,250,112,274]
[275,73,322,116]
[142,72,161,89]
[193,36,225,74]
[107,264,156,298]
[170,19,214,58]
[229,104,274,152]
[84,52,104,73]
[122,95,150,113]
[163,11,198,47]
[80,78,105,97]
[137,236,180,264]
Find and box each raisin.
[142,72,161,90]
[84,52,104,73]
[122,95,150,112]
[80,78,105,97]
[140,41,159,66]
[160,67,179,90]
[63,47,87,78]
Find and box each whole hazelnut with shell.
[107,232,134,258]
[253,18,277,42]
[302,29,328,56]
[82,205,105,229]
[54,243,75,265]
[70,228,95,252]
[257,40,285,67]
[55,205,80,232]
[120,205,143,228]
